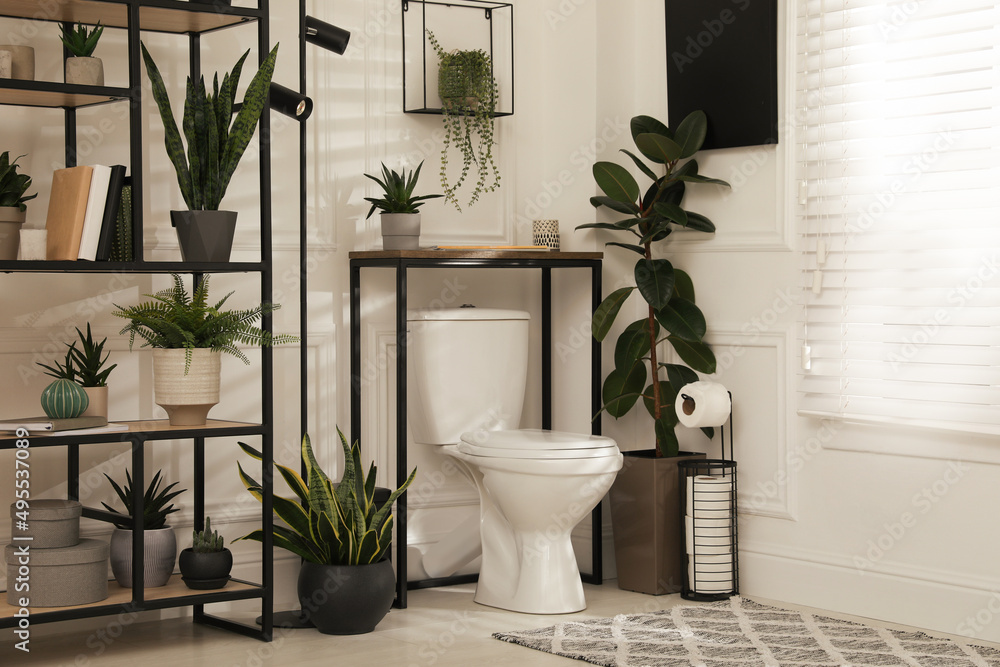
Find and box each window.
[797,0,1000,434]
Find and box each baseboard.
[740,544,1000,643]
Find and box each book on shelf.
[39,423,130,437]
[45,165,94,261]
[0,415,108,432]
[95,165,127,261]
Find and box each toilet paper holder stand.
[678,391,738,602]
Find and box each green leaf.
[673,110,708,159]
[673,269,695,302]
[634,258,675,311]
[605,242,646,256]
[655,297,707,342]
[614,318,658,369]
[668,336,717,374]
[655,420,680,457]
[592,287,635,341]
[676,172,731,187]
[593,162,640,204]
[635,132,683,164]
[661,363,699,392]
[619,149,658,182]
[631,115,672,143]
[681,211,717,233]
[576,222,634,233]
[652,202,688,226]
[590,195,639,215]
[701,427,715,440]
[643,381,679,424]
[141,42,194,209]
[602,362,647,418]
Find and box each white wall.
[2,0,998,644]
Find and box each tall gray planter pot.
[109,526,177,588]
[380,213,421,250]
[171,210,237,262]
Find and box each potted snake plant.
[141,42,277,262]
[0,151,35,260]
[577,110,730,595]
[37,323,117,420]
[364,160,442,250]
[237,429,416,635]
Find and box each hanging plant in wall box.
[427,30,500,212]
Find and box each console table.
[348,249,604,608]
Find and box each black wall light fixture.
[269,82,313,121]
[305,15,351,55]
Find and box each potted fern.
[577,111,730,595]
[179,516,233,590]
[0,151,35,260]
[112,273,297,426]
[37,323,117,419]
[103,469,186,588]
[141,42,277,262]
[237,430,416,634]
[364,160,442,250]
[427,30,500,211]
[59,22,104,86]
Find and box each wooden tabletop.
[349,249,603,260]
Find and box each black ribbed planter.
[297,559,395,635]
[179,548,233,590]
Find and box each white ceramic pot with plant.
[0,151,36,260]
[363,161,442,250]
[37,324,118,421]
[113,274,297,426]
[60,22,104,86]
[103,469,185,588]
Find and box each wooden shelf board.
[350,249,603,261]
[0,87,127,109]
[0,419,263,448]
[0,576,260,619]
[0,0,257,33]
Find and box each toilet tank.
[408,307,530,445]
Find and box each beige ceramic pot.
[152,348,221,426]
[0,207,26,261]
[0,46,34,80]
[65,57,104,86]
[81,386,109,419]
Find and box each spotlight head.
[305,15,351,55]
[269,82,313,121]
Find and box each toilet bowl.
[408,307,623,614]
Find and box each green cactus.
[192,516,225,553]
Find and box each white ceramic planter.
[65,57,104,86]
[380,212,421,250]
[152,348,221,426]
[109,527,176,588]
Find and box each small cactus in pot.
[179,516,233,589]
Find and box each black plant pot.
[170,210,237,263]
[297,559,395,635]
[179,548,233,590]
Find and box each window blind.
[797,0,1000,434]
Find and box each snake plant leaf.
[593,162,640,205]
[635,132,683,164]
[590,195,640,215]
[634,258,675,311]
[592,287,635,342]
[273,495,313,539]
[631,115,673,143]
[614,318,656,369]
[655,297,707,342]
[141,42,194,210]
[668,336,717,374]
[602,361,647,419]
[655,419,680,457]
[681,211,717,233]
[374,516,395,562]
[237,442,308,503]
[605,242,646,256]
[220,44,278,201]
[619,148,659,182]
[643,381,679,424]
[304,434,335,519]
[184,75,206,209]
[368,466,417,534]
[673,110,708,159]
[357,529,381,564]
[673,269,695,302]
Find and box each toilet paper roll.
[688,554,735,594]
[685,515,732,555]
[676,381,731,428]
[685,475,734,519]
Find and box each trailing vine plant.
[426,30,500,211]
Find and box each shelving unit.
[0,0,275,642]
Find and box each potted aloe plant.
[37,324,117,420]
[59,22,104,86]
[0,151,35,260]
[426,30,500,212]
[364,160,442,250]
[577,110,730,595]
[179,516,233,590]
[141,42,277,262]
[112,273,297,426]
[237,429,416,635]
[103,469,186,588]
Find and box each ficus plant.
[577,110,730,457]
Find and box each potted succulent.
[112,273,297,426]
[426,30,500,212]
[59,22,104,86]
[103,469,186,588]
[141,42,277,262]
[364,160,442,250]
[237,429,416,635]
[0,151,36,260]
[577,110,730,595]
[38,324,117,420]
[179,516,233,590]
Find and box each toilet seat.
[457,428,619,460]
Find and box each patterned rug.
[493,598,1000,666]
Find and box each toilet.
[408,307,623,614]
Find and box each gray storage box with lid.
[9,499,82,548]
[5,539,109,607]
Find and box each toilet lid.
[457,429,619,460]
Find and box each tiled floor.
[2,582,997,666]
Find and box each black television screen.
[665,0,778,150]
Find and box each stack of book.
[44,165,129,261]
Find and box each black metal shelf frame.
[0,0,275,642]
[349,253,604,609]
